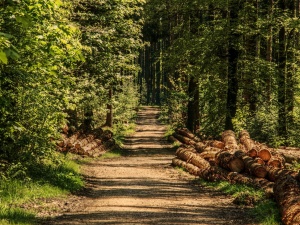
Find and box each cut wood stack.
[56,128,115,157]
[169,128,300,225]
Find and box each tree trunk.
[277,0,287,139]
[105,88,113,127]
[186,76,200,133]
[225,1,240,130]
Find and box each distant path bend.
[42,106,257,225]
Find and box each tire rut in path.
[42,106,257,225]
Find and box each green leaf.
[0,32,13,39]
[0,51,8,64]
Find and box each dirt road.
[42,106,257,224]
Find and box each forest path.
[41,106,257,224]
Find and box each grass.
[0,153,85,225]
[198,179,281,225]
[113,122,136,147]
[100,148,124,159]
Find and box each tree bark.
[105,88,113,127]
[225,1,240,130]
[186,76,200,133]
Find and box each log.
[247,149,258,158]
[175,147,197,161]
[215,151,244,173]
[176,128,201,142]
[296,171,300,183]
[267,157,283,168]
[190,154,211,170]
[168,135,182,146]
[176,148,210,169]
[68,132,81,144]
[274,148,300,164]
[208,140,225,149]
[239,130,257,152]
[235,150,268,178]
[194,142,207,152]
[221,130,238,151]
[258,148,272,162]
[254,157,265,165]
[173,133,196,146]
[282,153,300,164]
[199,150,221,161]
[267,167,297,182]
[172,155,273,196]
[274,174,300,225]
[82,139,102,152]
[172,157,200,176]
[75,134,94,148]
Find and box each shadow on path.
[40,106,256,225]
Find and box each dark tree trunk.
[186,76,200,133]
[225,2,240,130]
[155,41,161,105]
[277,0,287,138]
[105,88,113,127]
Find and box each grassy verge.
[0,153,84,225]
[198,179,281,225]
[112,122,136,147]
[100,148,124,159]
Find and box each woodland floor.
[38,106,259,225]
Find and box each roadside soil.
[39,106,258,225]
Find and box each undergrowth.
[198,179,281,225]
[0,153,84,225]
[113,122,136,147]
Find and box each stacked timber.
[56,128,115,157]
[169,128,300,225]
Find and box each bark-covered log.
[296,171,300,183]
[235,150,268,178]
[215,151,244,173]
[172,157,200,176]
[239,130,257,152]
[176,128,201,142]
[274,174,300,225]
[222,130,238,151]
[172,155,273,196]
[281,153,300,164]
[82,139,102,152]
[168,135,182,146]
[199,150,221,160]
[176,148,210,169]
[175,147,197,161]
[173,133,196,145]
[267,167,297,182]
[74,134,94,148]
[194,142,206,152]
[208,140,225,149]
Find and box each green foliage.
[143,0,300,145]
[100,148,124,159]
[251,200,281,225]
[0,154,83,224]
[0,0,144,180]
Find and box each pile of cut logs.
[169,128,300,225]
[56,127,115,157]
